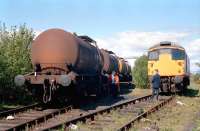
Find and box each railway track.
[0,103,40,119]
[0,95,174,131]
[39,95,174,131]
[0,104,73,131]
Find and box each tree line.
[193,63,200,83]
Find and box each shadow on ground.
[184,88,199,97]
[71,87,135,111]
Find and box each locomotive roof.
[149,41,185,51]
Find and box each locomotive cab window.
[148,50,159,60]
[172,49,185,60]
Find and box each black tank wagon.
[15,29,133,103]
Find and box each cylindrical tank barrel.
[31,29,102,74]
[100,49,118,74]
[118,59,132,75]
[118,59,128,74]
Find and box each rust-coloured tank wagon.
[31,29,103,75]
[15,28,132,103]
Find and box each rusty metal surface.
[118,59,128,74]
[100,49,119,74]
[25,74,62,84]
[31,29,78,72]
[100,49,110,73]
[31,28,102,74]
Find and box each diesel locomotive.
[148,41,190,93]
[15,29,132,103]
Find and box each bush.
[132,55,148,88]
[193,73,200,84]
[194,63,200,84]
[0,23,34,103]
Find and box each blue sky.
[1,0,200,72]
[1,0,200,37]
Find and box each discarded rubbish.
[6,115,15,120]
[69,124,78,130]
[176,101,186,106]
[141,118,151,122]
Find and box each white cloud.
[96,31,188,57]
[186,39,200,58]
[185,39,200,73]
[96,31,199,73]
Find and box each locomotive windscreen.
[171,49,185,60]
[148,48,185,60]
[148,50,159,60]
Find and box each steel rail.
[41,94,152,131]
[2,106,72,131]
[117,96,174,131]
[0,103,40,118]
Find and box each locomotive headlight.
[59,75,71,87]
[14,75,25,86]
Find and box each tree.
[196,63,200,68]
[132,55,148,88]
[0,23,34,102]
[194,63,200,83]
